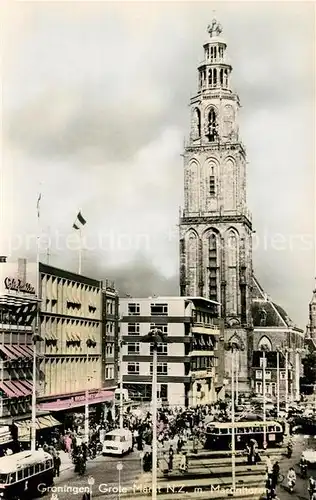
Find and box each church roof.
[251,276,296,329]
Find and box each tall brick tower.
[179,20,253,392]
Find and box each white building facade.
[120,297,224,407]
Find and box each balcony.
[192,324,220,335]
[190,368,215,379]
[189,350,215,357]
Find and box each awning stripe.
[0,345,17,360]
[4,380,24,397]
[5,345,21,359]
[13,380,31,396]
[13,345,29,358]
[0,382,17,398]
[23,345,34,357]
[20,380,32,390]
[15,345,29,357]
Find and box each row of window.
[127,362,168,375]
[128,303,168,316]
[191,356,217,370]
[0,459,53,484]
[126,323,168,335]
[105,365,115,380]
[255,370,288,380]
[106,301,115,316]
[106,322,115,334]
[205,45,225,61]
[106,344,114,357]
[125,342,168,355]
[198,68,229,89]
[193,311,217,325]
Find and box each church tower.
[179,20,253,391]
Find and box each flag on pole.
[73,211,86,230]
[37,193,42,219]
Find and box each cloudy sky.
[1,1,315,328]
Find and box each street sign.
[117,462,123,471]
[88,476,95,486]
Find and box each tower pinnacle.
[207,19,223,38]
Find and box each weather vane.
[207,17,223,37]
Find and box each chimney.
[18,258,27,283]
[0,256,7,263]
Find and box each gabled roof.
[252,276,297,329]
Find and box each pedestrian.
[265,455,273,481]
[271,461,280,489]
[54,453,61,477]
[168,446,174,472]
[179,452,188,473]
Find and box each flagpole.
[32,192,41,451]
[78,228,82,275]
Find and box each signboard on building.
[4,278,35,295]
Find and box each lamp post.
[226,340,244,495]
[235,350,239,406]
[31,332,42,451]
[276,349,280,418]
[285,348,289,415]
[85,339,96,444]
[260,344,270,449]
[119,337,124,430]
[141,328,166,500]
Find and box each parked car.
[102,429,133,456]
[301,449,316,465]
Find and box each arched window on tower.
[208,69,212,86]
[220,69,224,86]
[223,105,234,138]
[214,46,217,60]
[227,232,238,315]
[187,233,198,296]
[191,108,201,140]
[210,46,215,62]
[213,68,217,87]
[205,109,218,142]
[208,233,218,302]
[209,166,215,197]
[224,69,228,88]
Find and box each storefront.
[14,415,62,447]
[37,389,114,413]
[0,426,15,454]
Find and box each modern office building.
[120,296,225,407]
[37,263,117,417]
[0,257,119,442]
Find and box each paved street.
[32,435,316,500]
[34,451,143,500]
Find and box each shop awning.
[0,345,18,360]
[0,344,34,360]
[0,380,32,398]
[38,390,114,412]
[15,415,62,442]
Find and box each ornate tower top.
[207,19,223,38]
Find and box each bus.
[0,450,54,499]
[204,420,284,450]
